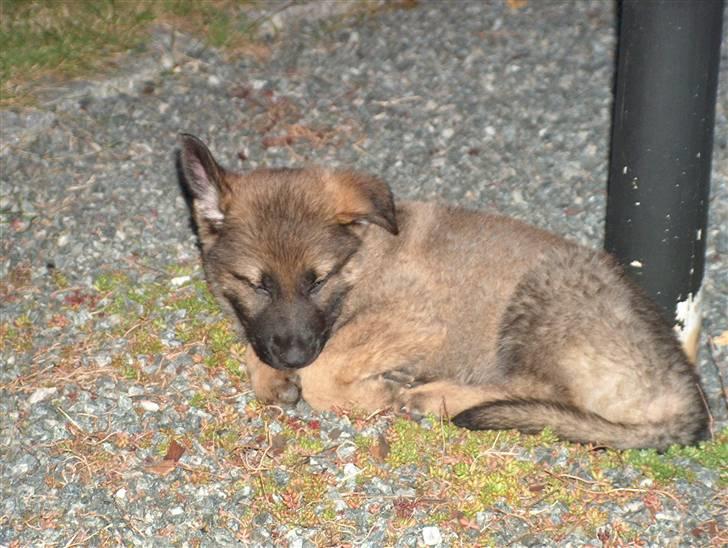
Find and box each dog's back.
[347,201,709,450]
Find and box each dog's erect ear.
[178,133,230,228]
[326,170,399,235]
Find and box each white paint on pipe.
[674,286,703,363]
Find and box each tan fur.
[178,134,709,450]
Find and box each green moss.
[50,269,70,289]
[189,392,208,409]
[0,314,34,353]
[623,428,728,484]
[318,503,337,522]
[128,283,167,314]
[207,321,236,353]
[94,271,130,293]
[475,460,535,507]
[129,329,164,356]
[453,461,469,479]
[665,428,728,470]
[167,285,220,317]
[174,320,203,344]
[223,357,245,378]
[624,449,691,482]
[200,424,241,452]
[529,426,560,446]
[167,263,197,277]
[156,436,171,457]
[297,435,325,454]
[354,435,373,450]
[387,418,427,467]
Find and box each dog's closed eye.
[232,271,273,297]
[302,269,328,296]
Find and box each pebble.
[422,526,442,545]
[28,387,57,405]
[170,275,191,287]
[342,463,361,479]
[137,400,160,412]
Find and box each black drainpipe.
[605,0,724,361]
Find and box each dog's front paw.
[263,372,301,405]
[274,373,301,404]
[250,366,301,405]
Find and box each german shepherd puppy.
[179,134,709,450]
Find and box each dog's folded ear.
[326,170,399,235]
[178,133,231,230]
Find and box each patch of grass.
[0,314,34,353]
[167,284,220,317]
[296,435,325,454]
[200,423,241,453]
[0,0,254,106]
[111,354,140,381]
[155,435,171,457]
[666,428,728,470]
[50,269,70,290]
[624,450,692,483]
[624,428,728,484]
[222,356,245,379]
[189,392,208,409]
[354,434,373,450]
[207,320,237,353]
[129,329,164,356]
[93,271,130,293]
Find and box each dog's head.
[178,134,398,370]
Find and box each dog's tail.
[452,398,709,450]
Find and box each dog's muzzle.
[269,333,321,369]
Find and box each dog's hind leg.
[395,380,515,417]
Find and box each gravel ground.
[1,1,727,545]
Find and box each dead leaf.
[369,434,390,462]
[144,460,177,476]
[164,439,186,462]
[270,434,287,456]
[713,330,728,347]
[145,440,186,475]
[507,0,528,9]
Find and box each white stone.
[128,385,145,397]
[94,354,111,367]
[422,526,442,545]
[138,400,160,412]
[28,387,57,405]
[342,463,361,479]
[170,275,191,287]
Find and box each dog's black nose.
[271,335,315,368]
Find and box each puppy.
[179,134,709,450]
